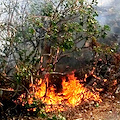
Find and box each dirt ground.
[17,94,120,120]
[65,95,120,120]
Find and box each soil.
[70,97,120,120]
[60,94,120,120]
[8,94,120,120]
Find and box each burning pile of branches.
[17,71,102,112]
[0,51,120,119]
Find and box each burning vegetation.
[17,71,102,112]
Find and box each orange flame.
[34,72,101,112]
[18,71,102,112]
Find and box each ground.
[13,94,120,120]
[73,97,120,120]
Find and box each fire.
[18,71,102,112]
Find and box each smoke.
[97,0,114,7]
[96,0,120,47]
[97,0,120,32]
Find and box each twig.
[45,72,66,75]
[0,88,21,92]
[21,84,32,96]
[12,84,20,98]
[0,73,13,82]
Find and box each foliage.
[0,0,109,74]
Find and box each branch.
[0,73,13,82]
[0,88,21,92]
[46,72,66,75]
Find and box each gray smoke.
[96,0,120,48]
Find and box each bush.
[0,0,110,119]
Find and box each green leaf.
[45,34,50,39]
[39,22,43,27]
[52,115,57,120]
[104,25,110,31]
[29,28,35,34]
[95,103,99,107]
[40,113,47,118]
[47,118,52,120]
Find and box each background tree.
[0,0,110,107]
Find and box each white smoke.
[97,0,114,7]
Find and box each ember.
[18,71,102,112]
